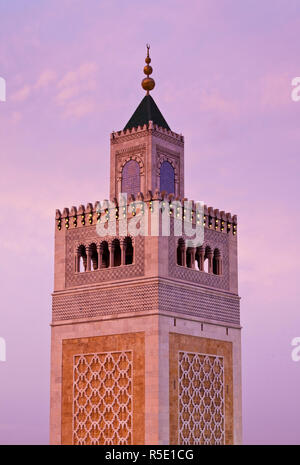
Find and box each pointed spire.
[141,44,155,95]
[123,94,170,130]
[123,44,170,130]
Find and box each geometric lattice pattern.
[73,351,133,445]
[178,352,225,445]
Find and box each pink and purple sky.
[0,0,300,444]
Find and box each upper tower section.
[110,45,184,201]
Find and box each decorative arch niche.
[160,160,175,195]
[121,159,141,197]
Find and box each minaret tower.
[50,46,242,445]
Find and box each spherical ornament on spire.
[143,65,152,75]
[142,77,155,92]
[141,44,155,94]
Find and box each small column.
[141,173,146,195]
[175,179,179,197]
[109,242,114,268]
[97,244,102,269]
[86,248,91,271]
[216,255,222,275]
[121,240,126,266]
[199,246,205,271]
[190,248,196,269]
[91,250,99,271]
[116,176,122,199]
[207,249,213,273]
[181,243,186,267]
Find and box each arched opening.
[195,248,200,270]
[203,258,209,273]
[77,245,87,272]
[177,238,185,266]
[196,246,205,271]
[121,160,140,197]
[204,246,212,273]
[89,243,98,271]
[186,247,193,268]
[100,241,109,268]
[213,248,222,275]
[160,161,175,195]
[124,236,133,265]
[112,239,121,267]
[203,257,208,273]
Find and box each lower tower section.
[50,303,242,445]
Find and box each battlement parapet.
[110,121,184,145]
[55,190,237,236]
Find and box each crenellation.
[70,206,77,216]
[153,188,161,200]
[111,121,184,143]
[78,204,85,215]
[55,192,237,240]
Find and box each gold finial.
[142,44,155,94]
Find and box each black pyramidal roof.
[124,94,170,131]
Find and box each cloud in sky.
[34,70,57,90]
[11,69,57,103]
[11,84,31,102]
[260,72,292,108]
[60,98,96,119]
[8,63,97,120]
[57,62,97,90]
[55,62,98,118]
